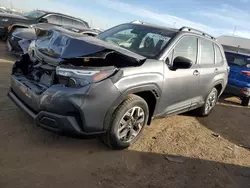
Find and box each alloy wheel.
[205,90,217,114]
[117,106,145,143]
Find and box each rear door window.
[46,15,62,25]
[73,20,87,28]
[61,17,74,26]
[200,39,215,64]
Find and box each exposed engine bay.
[12,54,56,94]
[12,28,146,95]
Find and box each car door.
[160,36,201,115]
[198,38,224,101]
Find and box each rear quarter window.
[215,45,224,64]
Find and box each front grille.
[9,35,23,52]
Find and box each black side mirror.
[39,18,48,23]
[172,56,192,70]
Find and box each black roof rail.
[179,26,216,40]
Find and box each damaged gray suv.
[8,21,228,149]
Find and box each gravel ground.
[0,41,249,188]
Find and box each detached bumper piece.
[8,90,105,136]
[7,36,23,54]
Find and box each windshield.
[23,10,46,19]
[97,24,176,58]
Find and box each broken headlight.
[28,40,36,62]
[56,66,116,87]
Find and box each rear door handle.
[193,70,199,76]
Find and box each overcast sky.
[1,0,250,38]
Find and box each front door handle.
[193,70,199,76]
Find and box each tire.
[101,94,149,150]
[1,35,8,41]
[241,97,250,106]
[198,88,218,116]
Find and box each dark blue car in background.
[224,51,250,106]
[218,36,250,106]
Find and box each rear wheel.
[102,94,149,150]
[198,88,218,116]
[241,97,250,106]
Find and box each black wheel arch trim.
[212,79,225,96]
[103,84,161,130]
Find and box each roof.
[217,35,250,49]
[217,35,250,55]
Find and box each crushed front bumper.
[8,89,105,135]
[8,74,121,135]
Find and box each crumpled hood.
[35,28,146,64]
[13,28,37,40]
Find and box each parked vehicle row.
[0,7,23,15]
[7,21,229,149]
[0,10,89,40]
[6,23,100,54]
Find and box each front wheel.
[241,97,250,106]
[198,88,218,116]
[102,94,149,150]
[1,35,8,41]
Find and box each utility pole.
[233,26,236,36]
[9,0,13,9]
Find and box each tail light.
[241,71,250,77]
[7,25,11,32]
[242,88,250,95]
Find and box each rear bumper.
[8,90,105,135]
[225,84,250,97]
